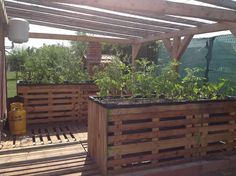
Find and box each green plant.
[94,58,129,97]
[94,58,234,101]
[181,68,206,100]
[129,59,158,98]
[19,44,88,84]
[156,60,181,99]
[206,79,235,99]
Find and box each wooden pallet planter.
[88,97,236,176]
[17,83,98,124]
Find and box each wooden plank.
[110,101,236,116]
[176,34,193,60]
[29,32,132,45]
[49,0,236,22]
[5,1,178,34]
[196,0,236,10]
[108,137,195,157]
[17,84,98,124]
[18,0,206,27]
[54,126,68,143]
[0,0,8,24]
[140,23,228,43]
[0,21,7,140]
[6,7,151,38]
[89,99,236,174]
[132,43,142,65]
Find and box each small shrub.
[93,58,234,101]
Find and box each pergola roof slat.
[29,32,132,44]
[7,7,155,38]
[5,1,178,33]
[21,19,139,40]
[195,0,236,10]
[3,0,236,44]
[17,0,205,29]
[48,0,236,22]
[140,23,229,43]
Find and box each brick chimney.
[86,42,102,76]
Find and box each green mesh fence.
[158,34,236,93]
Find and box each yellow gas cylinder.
[8,103,26,135]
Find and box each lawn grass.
[7,71,17,98]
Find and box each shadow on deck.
[0,122,101,176]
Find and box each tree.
[20,44,88,84]
[102,41,161,64]
[7,47,36,79]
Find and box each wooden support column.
[163,35,193,71]
[0,22,7,140]
[223,22,236,37]
[231,30,236,37]
[131,43,142,66]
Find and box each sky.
[5,0,232,49]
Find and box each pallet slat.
[88,99,236,175]
[17,84,98,124]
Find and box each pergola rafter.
[23,19,140,40]
[7,7,153,39]
[18,0,208,27]
[3,0,236,61]
[48,0,236,22]
[29,32,132,45]
[196,0,236,10]
[5,1,178,34]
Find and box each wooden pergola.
[2,0,236,61]
[1,0,236,132]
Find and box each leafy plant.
[94,58,234,101]
[94,58,129,97]
[18,44,89,84]
[155,60,181,99]
[181,68,206,100]
[129,59,158,98]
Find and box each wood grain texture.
[88,99,236,175]
[17,84,98,124]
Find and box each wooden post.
[163,35,193,72]
[131,43,142,66]
[224,22,236,37]
[230,29,236,37]
[0,21,7,140]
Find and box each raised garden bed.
[88,96,236,175]
[17,83,98,124]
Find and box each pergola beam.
[139,23,229,43]
[16,0,197,29]
[7,7,149,39]
[132,43,142,66]
[196,0,236,10]
[5,1,177,33]
[0,0,8,24]
[24,19,138,40]
[224,22,236,38]
[44,0,207,26]
[28,32,132,45]
[176,35,193,60]
[163,35,193,72]
[49,0,236,22]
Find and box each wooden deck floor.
[1,122,88,151]
[0,144,100,176]
[0,122,100,176]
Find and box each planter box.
[88,97,236,176]
[17,83,98,124]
